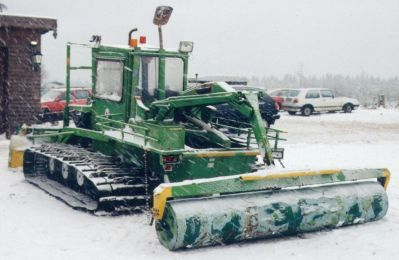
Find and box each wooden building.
[0,14,57,137]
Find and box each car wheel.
[288,111,296,115]
[343,104,353,113]
[301,106,313,116]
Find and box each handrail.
[211,119,285,150]
[95,115,159,146]
[96,115,149,132]
[98,123,158,143]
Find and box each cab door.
[92,51,131,122]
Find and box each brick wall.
[0,28,42,136]
[0,47,6,134]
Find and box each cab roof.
[98,43,180,53]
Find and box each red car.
[267,88,289,110]
[41,88,92,120]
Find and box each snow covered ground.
[1,108,398,260]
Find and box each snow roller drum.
[153,169,390,250]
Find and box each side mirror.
[153,6,173,26]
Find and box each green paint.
[336,172,346,181]
[221,215,241,243]
[287,207,303,233]
[64,44,71,127]
[184,216,202,245]
[371,197,384,217]
[347,203,361,222]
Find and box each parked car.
[267,88,290,110]
[214,86,280,126]
[283,88,360,116]
[40,88,92,121]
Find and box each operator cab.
[90,43,191,122]
[89,6,193,122]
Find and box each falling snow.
[0,108,398,259]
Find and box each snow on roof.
[0,13,57,20]
[102,43,179,52]
[0,13,57,34]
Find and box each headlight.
[179,41,194,53]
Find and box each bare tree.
[0,2,7,12]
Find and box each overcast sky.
[3,0,399,82]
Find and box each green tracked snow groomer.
[22,6,390,250]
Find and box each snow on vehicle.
[284,88,360,116]
[15,6,390,251]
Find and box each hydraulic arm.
[146,82,274,165]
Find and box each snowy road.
[1,109,398,260]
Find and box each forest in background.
[249,73,399,108]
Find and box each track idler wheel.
[61,163,70,181]
[76,171,85,187]
[48,158,56,177]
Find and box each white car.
[283,88,360,116]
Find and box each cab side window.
[138,57,159,103]
[305,90,320,99]
[95,60,124,102]
[165,58,184,98]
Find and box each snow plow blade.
[153,168,390,250]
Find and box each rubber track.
[24,143,153,214]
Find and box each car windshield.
[288,90,300,97]
[41,90,63,102]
